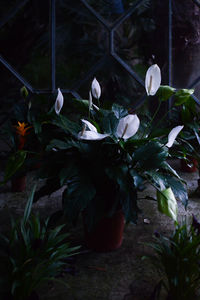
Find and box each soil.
[0,159,199,300]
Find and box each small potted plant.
[0,120,32,192]
[0,185,80,300]
[164,87,200,173]
[0,87,51,192]
[144,217,200,300]
[33,65,188,252]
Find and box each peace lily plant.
[32,64,188,236]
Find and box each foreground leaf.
[157,188,178,222]
[3,150,27,183]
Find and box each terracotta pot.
[83,209,125,252]
[11,175,26,192]
[180,157,198,173]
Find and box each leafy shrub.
[0,185,80,300]
[145,219,200,300]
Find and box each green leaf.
[157,85,176,101]
[59,163,78,186]
[3,150,27,183]
[105,164,129,191]
[83,194,108,232]
[121,188,139,223]
[149,127,169,139]
[176,89,194,97]
[124,138,147,154]
[164,175,188,208]
[157,188,178,221]
[32,119,42,135]
[20,86,29,99]
[161,161,181,180]
[146,171,167,190]
[23,184,37,225]
[46,139,74,151]
[52,114,81,135]
[174,89,194,106]
[193,128,200,146]
[68,98,90,114]
[129,169,144,189]
[101,111,118,135]
[111,103,128,119]
[62,177,96,224]
[133,141,168,170]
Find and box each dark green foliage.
[2,150,27,183]
[145,221,200,300]
[133,141,168,170]
[0,185,80,300]
[34,98,187,230]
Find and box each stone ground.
[0,159,200,300]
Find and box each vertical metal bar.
[50,0,56,91]
[168,0,173,112]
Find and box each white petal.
[78,131,109,140]
[145,64,161,96]
[166,125,184,148]
[116,114,140,139]
[55,88,64,114]
[144,218,150,224]
[91,77,101,99]
[81,119,97,132]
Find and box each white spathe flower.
[116,114,140,140]
[145,64,161,96]
[55,88,64,114]
[91,77,101,99]
[78,119,109,140]
[166,125,184,148]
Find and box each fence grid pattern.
[0,0,200,107]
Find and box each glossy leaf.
[157,188,178,221]
[157,85,175,101]
[62,177,96,224]
[46,139,74,151]
[101,111,118,135]
[112,103,128,119]
[23,184,37,225]
[134,141,168,170]
[120,188,139,223]
[52,114,81,135]
[3,150,27,183]
[174,89,194,106]
[164,175,188,208]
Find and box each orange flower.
[15,122,32,137]
[14,122,32,150]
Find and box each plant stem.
[155,106,173,129]
[142,100,161,138]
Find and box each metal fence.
[0,0,200,107]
